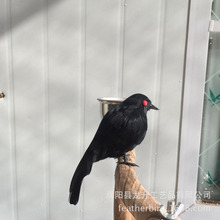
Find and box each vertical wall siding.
[0,1,14,219]
[10,0,45,220]
[83,1,121,219]
[0,0,189,219]
[151,0,189,198]
[122,0,163,192]
[45,0,83,219]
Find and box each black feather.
[69,93,158,205]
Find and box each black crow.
[69,93,158,205]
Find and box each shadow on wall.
[0,0,62,37]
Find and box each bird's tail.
[69,149,96,205]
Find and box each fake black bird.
[69,93,158,205]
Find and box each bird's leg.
[118,153,139,167]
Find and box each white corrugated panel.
[0,0,189,219]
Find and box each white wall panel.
[122,0,188,205]
[122,0,162,193]
[0,0,14,219]
[151,0,189,202]
[9,0,46,219]
[46,0,81,219]
[0,0,189,219]
[83,1,121,219]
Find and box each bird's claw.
[117,161,139,167]
[117,153,139,167]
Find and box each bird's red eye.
[142,100,148,106]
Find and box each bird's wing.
[89,105,147,159]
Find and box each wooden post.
[114,149,181,220]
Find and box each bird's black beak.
[149,104,159,110]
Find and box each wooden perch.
[114,149,181,220]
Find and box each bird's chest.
[129,116,147,145]
[117,112,147,147]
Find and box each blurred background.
[0,0,217,220]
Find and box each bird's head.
[124,93,159,113]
